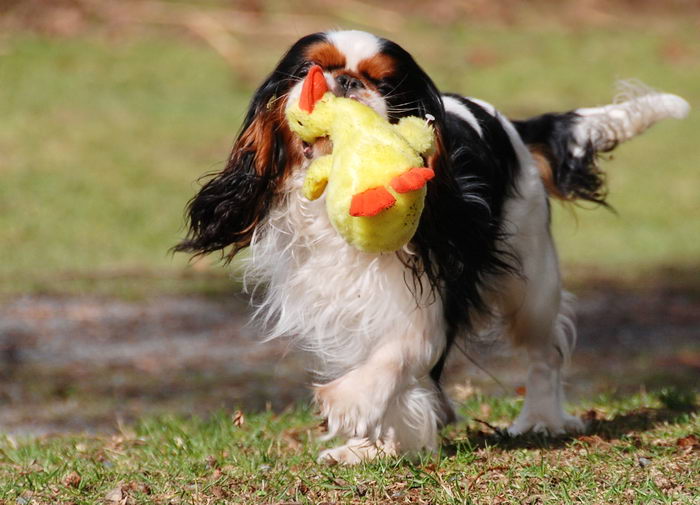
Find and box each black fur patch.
[361,53,520,340]
[176,34,522,387]
[174,33,327,260]
[375,38,444,124]
[423,94,521,384]
[513,112,608,205]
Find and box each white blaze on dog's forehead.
[326,30,381,72]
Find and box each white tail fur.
[573,82,690,154]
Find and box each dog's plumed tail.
[514,82,690,204]
[574,82,689,152]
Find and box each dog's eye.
[377,80,395,95]
[297,62,313,77]
[362,73,394,95]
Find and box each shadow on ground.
[0,272,698,435]
[445,401,697,454]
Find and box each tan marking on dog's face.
[305,42,347,70]
[357,53,397,82]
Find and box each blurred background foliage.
[0,0,698,297]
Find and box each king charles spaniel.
[176,30,689,464]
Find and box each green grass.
[1,390,697,504]
[1,10,698,503]
[0,34,247,295]
[0,18,698,296]
[404,20,700,278]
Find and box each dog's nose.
[336,74,364,94]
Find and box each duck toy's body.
[286,65,436,253]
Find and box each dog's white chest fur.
[245,170,445,379]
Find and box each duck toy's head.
[286,65,436,253]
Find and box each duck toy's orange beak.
[299,65,329,113]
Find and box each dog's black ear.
[174,91,300,262]
[175,33,329,261]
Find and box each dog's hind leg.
[500,241,585,436]
[506,289,585,436]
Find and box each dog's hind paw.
[507,411,587,437]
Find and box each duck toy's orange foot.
[349,167,435,217]
[349,187,396,217]
[390,167,435,193]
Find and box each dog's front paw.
[315,373,384,439]
[317,438,397,465]
[507,410,587,437]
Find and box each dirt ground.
[0,283,698,435]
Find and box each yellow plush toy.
[286,65,436,253]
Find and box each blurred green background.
[1,0,698,297]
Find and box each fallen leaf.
[577,434,609,447]
[126,481,151,495]
[63,471,81,488]
[232,410,245,427]
[105,486,124,503]
[676,434,699,453]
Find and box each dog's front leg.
[315,343,406,466]
[315,341,404,442]
[315,324,445,464]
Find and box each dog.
[175,30,688,464]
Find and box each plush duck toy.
[286,65,436,253]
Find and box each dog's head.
[175,30,446,260]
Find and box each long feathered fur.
[175,30,689,463]
[174,34,324,260]
[513,81,689,206]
